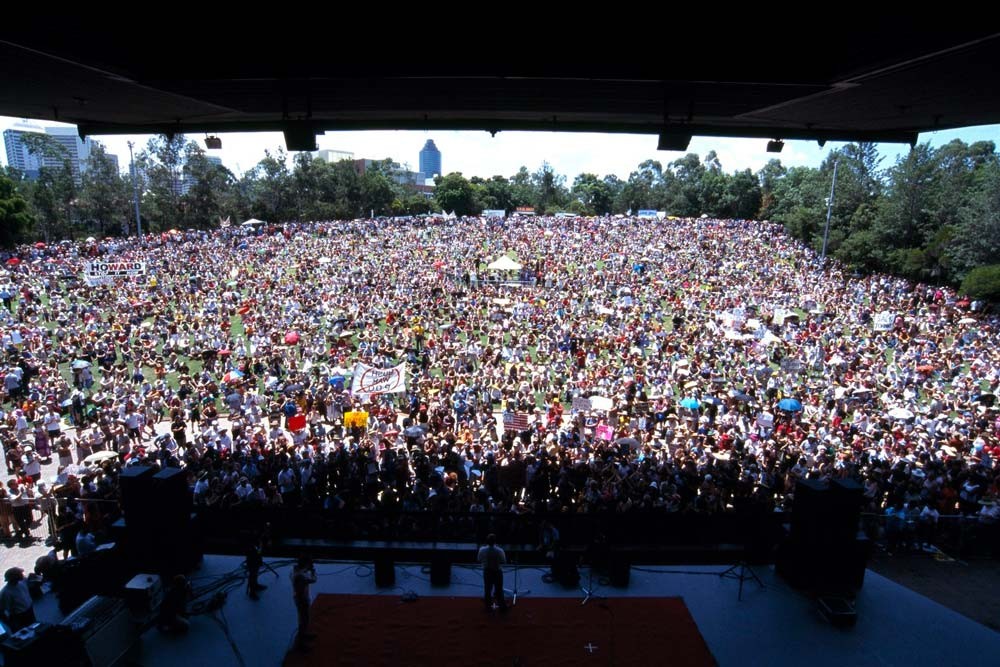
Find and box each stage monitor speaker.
[608,554,630,587]
[374,557,395,587]
[430,557,451,586]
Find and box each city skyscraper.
[419,139,441,179]
[2,122,101,182]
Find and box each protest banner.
[351,362,407,394]
[571,396,592,413]
[873,311,895,331]
[84,261,146,286]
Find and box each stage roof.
[2,24,999,148]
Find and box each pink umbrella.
[284,331,300,345]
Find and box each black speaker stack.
[118,466,201,575]
[776,479,871,593]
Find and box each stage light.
[766,139,784,153]
[205,136,222,150]
[657,130,692,151]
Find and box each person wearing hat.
[0,567,35,631]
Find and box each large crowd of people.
[0,216,998,554]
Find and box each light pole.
[820,159,839,262]
[128,141,142,237]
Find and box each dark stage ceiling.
[2,24,998,149]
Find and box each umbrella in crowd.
[680,397,701,410]
[887,407,915,420]
[83,450,119,465]
[777,398,803,412]
[71,359,91,370]
[284,331,301,345]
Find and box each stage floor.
[23,555,1000,667]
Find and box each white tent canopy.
[241,218,267,227]
[487,255,522,271]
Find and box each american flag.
[503,412,529,432]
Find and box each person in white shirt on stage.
[477,533,507,610]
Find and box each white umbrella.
[959,317,976,325]
[887,407,914,420]
[83,450,119,465]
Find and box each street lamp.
[820,160,839,262]
[127,141,142,237]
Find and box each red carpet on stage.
[284,594,717,666]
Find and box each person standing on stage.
[291,557,318,651]
[246,534,267,600]
[477,534,507,610]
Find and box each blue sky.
[2,115,997,182]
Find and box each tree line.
[1,134,999,297]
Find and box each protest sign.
[351,362,407,394]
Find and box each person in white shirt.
[476,533,507,610]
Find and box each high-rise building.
[3,122,46,179]
[312,149,355,164]
[2,122,97,182]
[419,139,441,179]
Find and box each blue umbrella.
[680,397,701,410]
[71,359,91,370]
[777,398,803,412]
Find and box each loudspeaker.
[152,467,200,574]
[551,551,580,587]
[374,557,395,587]
[430,557,451,586]
[119,466,156,530]
[608,554,630,587]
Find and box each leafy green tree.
[181,142,235,228]
[757,158,786,219]
[0,170,34,247]
[247,148,294,222]
[571,173,615,215]
[433,172,478,216]
[509,167,538,209]
[720,169,762,220]
[952,158,1000,275]
[960,264,1000,302]
[21,133,76,240]
[532,162,569,213]
[477,175,515,213]
[360,160,397,216]
[78,142,130,237]
[139,134,187,231]
[666,153,706,216]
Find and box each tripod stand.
[245,556,279,596]
[580,562,606,606]
[719,561,764,601]
[503,551,531,606]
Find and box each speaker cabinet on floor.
[430,557,451,586]
[374,557,395,587]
